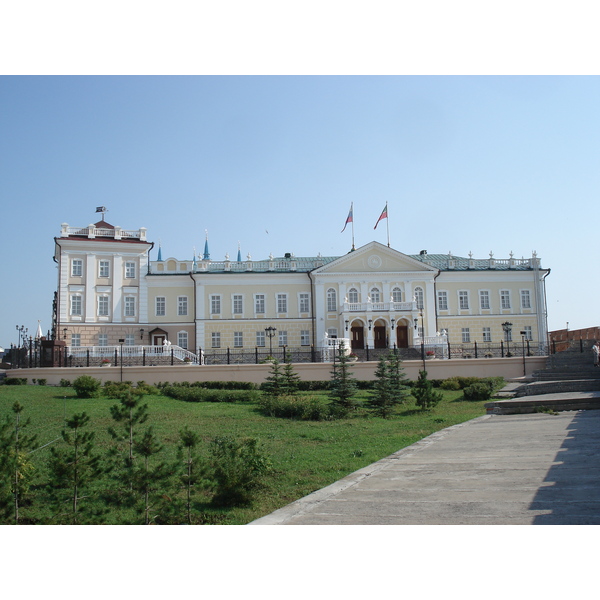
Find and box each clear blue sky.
[1,75,598,347]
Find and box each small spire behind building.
[203,230,210,260]
[237,241,242,262]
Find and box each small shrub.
[37,379,47,386]
[5,377,28,385]
[163,385,260,403]
[440,378,461,391]
[463,382,493,402]
[259,395,332,421]
[59,379,71,387]
[72,375,102,398]
[207,436,272,507]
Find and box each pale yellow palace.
[52,219,550,356]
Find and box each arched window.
[370,287,381,303]
[327,288,337,312]
[414,287,424,309]
[348,287,359,304]
[392,287,402,303]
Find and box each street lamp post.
[118,338,125,382]
[520,330,527,376]
[265,327,277,358]
[502,322,513,357]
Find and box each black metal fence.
[6,339,547,369]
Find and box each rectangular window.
[98,296,109,316]
[210,295,221,315]
[437,291,448,311]
[327,328,338,338]
[125,261,136,279]
[255,294,265,314]
[462,328,471,343]
[211,332,221,348]
[277,294,287,314]
[459,291,469,310]
[71,295,82,316]
[278,330,288,346]
[479,290,490,310]
[99,260,110,278]
[327,289,337,312]
[301,330,310,346]
[98,333,108,346]
[256,331,265,347]
[125,334,135,346]
[124,297,135,317]
[521,290,531,309]
[178,296,188,316]
[71,259,83,277]
[300,293,310,314]
[234,332,243,347]
[233,295,243,314]
[483,327,491,342]
[155,297,166,316]
[501,290,511,310]
[178,331,188,349]
[524,326,533,341]
[71,333,81,347]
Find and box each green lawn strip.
[0,386,486,524]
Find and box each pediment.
[313,241,438,275]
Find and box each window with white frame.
[479,290,490,310]
[99,260,110,278]
[437,291,448,311]
[256,331,265,347]
[71,259,83,277]
[299,293,310,314]
[233,295,243,314]
[178,331,188,349]
[98,333,108,346]
[155,297,166,316]
[326,288,336,312]
[255,294,265,314]
[327,328,338,338]
[501,290,511,310]
[300,330,310,346]
[234,332,243,347]
[392,287,402,303]
[125,334,135,346]
[178,296,188,316]
[414,287,424,309]
[71,294,82,316]
[98,296,109,316]
[459,291,469,310]
[125,262,136,279]
[348,288,359,304]
[278,330,288,346]
[370,287,381,303]
[277,294,287,314]
[124,296,136,317]
[462,328,471,343]
[211,332,221,348]
[209,295,220,315]
[521,290,531,309]
[524,326,532,340]
[71,333,81,347]
[483,327,491,342]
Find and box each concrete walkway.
[250,410,600,525]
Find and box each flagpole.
[351,202,355,251]
[386,202,390,247]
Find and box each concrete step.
[515,379,600,397]
[485,391,600,415]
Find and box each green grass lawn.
[0,384,489,524]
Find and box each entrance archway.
[374,320,387,348]
[396,324,409,348]
[350,321,365,350]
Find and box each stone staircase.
[485,348,600,414]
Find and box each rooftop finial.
[237,241,242,262]
[203,230,210,261]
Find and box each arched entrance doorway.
[373,319,387,348]
[396,322,409,348]
[350,320,365,350]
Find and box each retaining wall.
[9,356,547,386]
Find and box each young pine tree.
[0,403,37,524]
[176,426,206,525]
[46,412,105,524]
[262,359,285,398]
[328,346,358,416]
[281,353,301,396]
[412,370,443,410]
